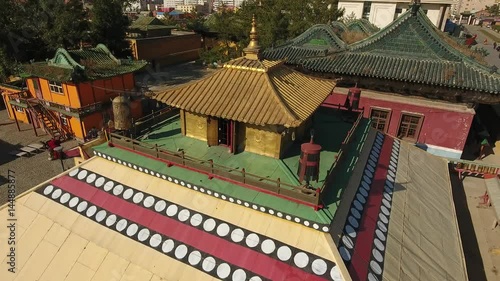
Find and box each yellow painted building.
[4,44,147,141]
[154,17,335,158]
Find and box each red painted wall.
[324,93,474,151]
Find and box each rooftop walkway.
[93,107,372,230]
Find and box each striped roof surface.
[301,5,500,95]
[0,157,347,281]
[153,57,335,127]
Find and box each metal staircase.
[26,99,70,140]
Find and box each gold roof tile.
[153,59,335,127]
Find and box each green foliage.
[486,4,499,16]
[471,46,490,57]
[202,0,344,63]
[90,0,131,56]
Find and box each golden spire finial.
[243,14,260,60]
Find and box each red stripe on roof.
[348,138,393,281]
[51,175,328,281]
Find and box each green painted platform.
[94,108,371,225]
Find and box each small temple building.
[1,44,147,141]
[153,16,336,158]
[262,2,500,159]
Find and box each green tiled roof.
[21,44,147,82]
[262,24,347,64]
[301,6,500,95]
[345,19,379,35]
[129,16,175,31]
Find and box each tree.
[90,0,131,56]
[486,4,499,16]
[36,0,88,51]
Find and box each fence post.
[181,150,185,166]
[155,144,158,158]
[242,168,246,184]
[277,177,280,191]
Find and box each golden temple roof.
[153,58,335,127]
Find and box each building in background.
[338,0,454,30]
[127,17,202,68]
[454,0,497,14]
[1,45,147,141]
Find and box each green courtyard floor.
[93,108,371,226]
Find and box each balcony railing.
[107,132,323,209]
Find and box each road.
[465,25,500,69]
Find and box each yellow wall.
[69,116,84,140]
[244,124,282,158]
[2,94,30,123]
[184,111,207,141]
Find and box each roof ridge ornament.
[410,0,421,15]
[243,14,261,60]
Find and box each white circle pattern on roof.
[106,214,117,227]
[87,205,97,217]
[217,263,231,279]
[95,177,105,187]
[216,223,230,237]
[123,188,134,200]
[57,167,338,279]
[166,204,178,217]
[95,210,106,222]
[113,184,124,196]
[261,239,276,254]
[51,189,62,199]
[77,201,88,212]
[175,244,188,259]
[116,219,128,232]
[149,234,162,248]
[68,197,79,208]
[232,269,247,281]
[77,170,87,180]
[178,209,190,222]
[154,200,167,212]
[143,196,155,208]
[86,173,96,184]
[294,252,309,268]
[68,168,79,177]
[190,213,203,227]
[188,250,202,265]
[202,257,216,272]
[245,233,259,248]
[162,239,175,253]
[60,193,70,204]
[104,181,114,191]
[132,192,144,203]
[138,228,150,242]
[126,224,138,237]
[231,228,245,243]
[277,246,292,261]
[43,185,54,195]
[203,219,216,232]
[312,259,328,275]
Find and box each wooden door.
[207,116,218,146]
[33,79,42,100]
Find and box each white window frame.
[49,81,64,94]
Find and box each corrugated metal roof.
[153,57,335,127]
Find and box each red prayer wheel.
[297,138,322,184]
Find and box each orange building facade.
[2,44,147,141]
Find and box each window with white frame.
[49,81,64,94]
[13,106,23,113]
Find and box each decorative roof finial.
[243,14,261,60]
[410,0,421,15]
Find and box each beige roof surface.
[153,57,335,127]
[383,141,467,281]
[0,157,348,281]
